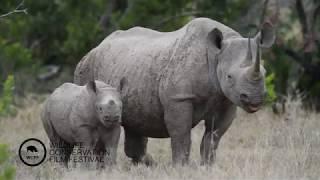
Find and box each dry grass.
[0,94,319,179]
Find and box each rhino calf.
[41,80,123,168]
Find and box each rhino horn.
[250,40,261,81]
[241,38,253,67]
[247,37,252,61]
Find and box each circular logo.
[19,138,46,166]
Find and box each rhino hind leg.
[47,125,74,168]
[124,128,154,166]
[42,116,73,168]
[50,137,74,168]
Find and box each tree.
[0,0,27,18]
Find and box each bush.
[0,144,15,180]
[0,36,34,73]
[266,72,277,104]
[0,75,15,117]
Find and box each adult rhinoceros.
[74,18,275,165]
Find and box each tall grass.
[0,95,319,179]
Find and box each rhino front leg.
[76,127,97,169]
[200,121,218,166]
[124,128,154,166]
[98,126,121,168]
[200,105,236,165]
[164,101,193,165]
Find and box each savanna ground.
[0,95,319,180]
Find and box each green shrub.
[0,75,15,117]
[265,73,277,104]
[0,37,34,82]
[0,144,15,180]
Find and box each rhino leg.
[164,101,193,165]
[124,128,154,166]
[200,105,236,165]
[76,127,98,169]
[43,118,73,168]
[200,120,218,166]
[93,139,107,169]
[97,126,121,168]
[50,136,74,168]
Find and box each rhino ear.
[255,22,275,48]
[118,77,127,92]
[87,80,97,94]
[208,28,223,50]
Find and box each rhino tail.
[74,54,94,86]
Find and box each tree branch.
[269,0,280,25]
[284,48,304,65]
[296,0,308,35]
[0,0,27,18]
[284,47,320,80]
[260,0,270,25]
[312,4,320,32]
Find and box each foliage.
[0,75,15,117]
[0,37,33,82]
[265,72,277,104]
[0,0,319,108]
[0,0,256,69]
[0,144,15,180]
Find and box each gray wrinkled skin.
[74,18,275,165]
[41,80,122,168]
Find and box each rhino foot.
[132,153,156,166]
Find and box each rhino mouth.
[102,116,121,126]
[242,103,262,113]
[103,120,121,127]
[247,105,260,112]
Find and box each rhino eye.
[109,100,115,105]
[227,74,234,86]
[99,107,102,111]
